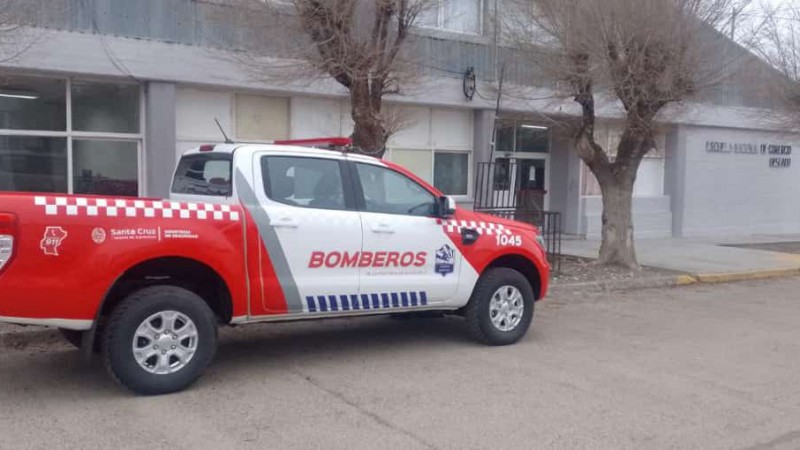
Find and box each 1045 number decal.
[496,235,522,247]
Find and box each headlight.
[535,235,546,250]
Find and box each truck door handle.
[271,216,299,228]
[371,223,395,234]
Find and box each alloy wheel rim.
[132,310,198,375]
[489,285,524,332]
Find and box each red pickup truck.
[0,141,550,395]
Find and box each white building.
[0,0,796,238]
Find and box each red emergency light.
[274,137,352,148]
[195,137,352,153]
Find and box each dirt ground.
[551,255,683,284]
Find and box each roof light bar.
[274,137,352,148]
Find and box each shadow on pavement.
[0,315,487,397]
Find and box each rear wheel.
[102,286,218,395]
[464,268,535,346]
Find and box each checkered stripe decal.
[33,196,240,221]
[437,219,512,236]
[305,291,428,313]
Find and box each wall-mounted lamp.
[463,67,476,101]
[521,124,548,130]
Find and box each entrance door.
[515,158,547,212]
[491,156,549,212]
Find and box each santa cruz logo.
[40,226,68,256]
[435,244,455,277]
[91,227,106,244]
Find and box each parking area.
[2,278,800,449]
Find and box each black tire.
[58,329,83,348]
[102,285,218,396]
[464,268,535,346]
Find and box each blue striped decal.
[381,293,390,309]
[329,295,339,311]
[305,291,429,314]
[372,294,380,309]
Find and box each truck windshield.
[171,153,232,197]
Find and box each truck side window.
[261,156,346,210]
[355,163,436,217]
[172,154,232,196]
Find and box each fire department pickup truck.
[0,139,550,395]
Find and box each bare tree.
[0,0,48,63]
[751,1,800,128]
[229,0,427,157]
[505,0,746,268]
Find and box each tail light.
[0,213,17,274]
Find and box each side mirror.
[438,195,457,217]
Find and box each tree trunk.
[350,82,387,158]
[597,179,638,269]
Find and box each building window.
[0,75,142,196]
[235,94,289,141]
[496,120,550,153]
[0,136,67,192]
[390,149,433,184]
[434,151,469,196]
[420,0,483,34]
[0,77,66,131]
[72,81,140,134]
[72,140,139,197]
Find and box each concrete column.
[664,125,687,237]
[473,109,495,165]
[563,141,583,235]
[467,109,496,209]
[144,82,177,198]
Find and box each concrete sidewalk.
[562,234,800,283]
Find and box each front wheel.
[102,286,218,395]
[464,268,535,346]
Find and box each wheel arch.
[98,256,234,325]
[484,254,543,300]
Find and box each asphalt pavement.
[2,278,800,449]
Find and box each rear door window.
[261,156,347,210]
[172,154,232,196]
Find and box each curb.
[550,267,800,295]
[693,268,800,284]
